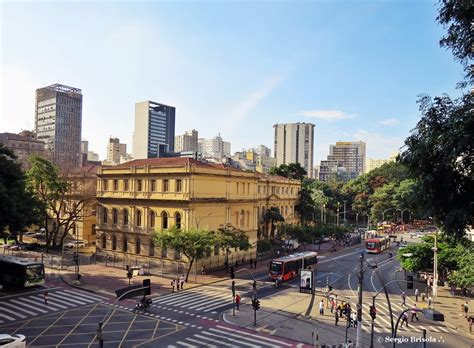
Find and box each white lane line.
[176,341,197,348]
[62,290,105,302]
[201,331,258,348]
[53,292,93,305]
[216,325,292,346]
[2,302,39,316]
[40,293,86,307]
[210,328,277,347]
[24,296,64,310]
[10,299,48,313]
[0,312,16,321]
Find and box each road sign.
[300,269,314,294]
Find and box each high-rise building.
[132,101,175,159]
[107,137,127,165]
[198,134,231,161]
[273,122,315,178]
[366,153,398,172]
[318,141,366,181]
[256,145,271,158]
[0,131,47,169]
[35,84,83,171]
[175,129,198,153]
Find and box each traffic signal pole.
[356,253,364,348]
[370,296,376,348]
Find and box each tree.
[437,0,473,86]
[0,144,42,243]
[269,163,307,181]
[263,207,284,240]
[154,227,215,282]
[215,223,251,265]
[26,155,96,248]
[400,94,473,238]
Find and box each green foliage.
[215,223,251,256]
[0,145,42,243]
[448,249,474,288]
[400,94,473,238]
[398,242,434,272]
[263,207,284,240]
[256,239,272,253]
[268,163,307,181]
[154,226,215,281]
[437,0,473,86]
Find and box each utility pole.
[337,203,340,227]
[343,200,347,225]
[356,252,364,348]
[433,231,438,298]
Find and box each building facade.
[107,137,127,165]
[132,101,176,159]
[35,84,83,172]
[175,130,198,153]
[318,141,366,181]
[95,157,299,269]
[231,148,276,174]
[273,123,315,178]
[366,153,397,172]
[197,134,231,161]
[0,131,47,170]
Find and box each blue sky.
[0,0,464,164]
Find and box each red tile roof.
[113,157,226,170]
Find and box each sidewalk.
[58,241,361,296]
[393,268,472,337]
[222,287,382,347]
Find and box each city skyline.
[1,1,464,164]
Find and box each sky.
[0,0,464,165]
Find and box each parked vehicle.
[0,333,26,347]
[65,240,87,248]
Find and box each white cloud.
[351,129,404,159]
[300,109,354,121]
[379,118,400,126]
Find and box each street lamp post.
[343,200,347,226]
[337,203,340,227]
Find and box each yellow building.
[95,157,299,268]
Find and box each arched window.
[101,234,107,249]
[161,211,168,229]
[135,210,142,227]
[123,209,129,225]
[112,235,117,250]
[112,209,118,225]
[175,212,181,229]
[149,211,155,228]
[149,240,155,256]
[135,238,141,254]
[123,237,128,252]
[102,207,108,224]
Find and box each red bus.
[268,251,318,281]
[366,237,390,254]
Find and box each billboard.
[300,269,314,294]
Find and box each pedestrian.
[235,260,239,269]
[468,315,474,333]
[179,274,185,290]
[235,294,241,310]
[463,301,469,317]
[401,291,406,306]
[351,311,358,328]
[400,312,409,328]
[335,311,339,326]
[241,256,245,264]
[411,304,419,322]
[450,285,456,296]
[415,288,419,302]
[171,279,175,292]
[44,291,48,305]
[319,299,324,315]
[200,265,205,275]
[277,250,280,257]
[330,298,335,313]
[346,303,351,320]
[428,295,433,307]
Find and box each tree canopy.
[269,163,307,181]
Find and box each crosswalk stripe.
[156,290,207,303]
[202,331,250,348]
[0,306,26,319]
[158,289,224,305]
[0,312,15,321]
[194,334,237,347]
[187,337,217,348]
[436,326,449,332]
[63,290,103,302]
[209,328,279,348]
[20,297,59,311]
[216,325,293,347]
[189,296,230,310]
[176,341,196,348]
[47,293,88,306]
[27,295,67,309]
[10,299,48,314]
[202,301,234,312]
[2,302,38,316]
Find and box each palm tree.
[263,207,284,240]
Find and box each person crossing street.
[411,304,419,322]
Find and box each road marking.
[45,293,87,306]
[0,306,26,319]
[216,325,292,346]
[195,333,239,347]
[187,337,217,348]
[176,341,197,347]
[210,327,278,347]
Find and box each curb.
[59,274,100,294]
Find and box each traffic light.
[255,299,260,310]
[328,285,333,292]
[230,266,235,279]
[73,253,79,264]
[127,270,133,279]
[369,305,376,320]
[231,280,235,297]
[407,275,413,289]
[143,279,151,296]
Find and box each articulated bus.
[269,251,318,282]
[366,237,391,254]
[0,255,45,288]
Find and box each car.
[23,232,36,237]
[64,240,87,248]
[0,333,26,348]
